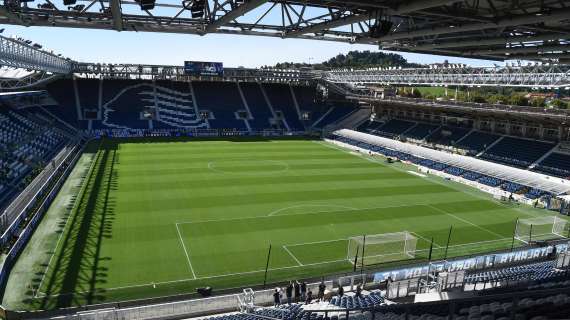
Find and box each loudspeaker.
[63,0,76,6]
[369,21,393,38]
[197,286,212,297]
[139,0,155,10]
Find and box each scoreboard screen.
[184,61,224,76]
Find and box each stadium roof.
[0,0,569,62]
[335,129,570,195]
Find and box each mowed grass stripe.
[178,203,515,238]
[116,184,456,210]
[115,177,435,197]
[117,161,385,175]
[118,150,350,162]
[117,172,420,191]
[28,137,536,310]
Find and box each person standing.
[273,288,281,307]
[318,281,326,301]
[300,281,307,301]
[337,285,344,297]
[286,281,293,305]
[305,290,313,304]
[294,281,301,303]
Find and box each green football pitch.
[6,136,561,310]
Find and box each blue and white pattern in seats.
[102,83,208,130]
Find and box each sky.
[6,25,498,68]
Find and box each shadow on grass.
[32,139,119,309]
[105,135,319,144]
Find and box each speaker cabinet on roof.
[369,21,393,39]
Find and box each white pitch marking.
[175,223,197,279]
[207,160,290,176]
[267,203,358,217]
[32,258,352,299]
[284,238,348,248]
[410,231,443,249]
[426,204,505,239]
[318,140,544,220]
[283,245,304,266]
[176,202,434,225]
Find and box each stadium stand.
[461,171,482,181]
[427,126,471,146]
[44,79,356,132]
[313,107,359,130]
[329,134,554,199]
[0,107,72,207]
[373,119,415,138]
[356,120,383,133]
[192,81,249,130]
[481,137,555,168]
[464,261,562,284]
[238,82,277,130]
[501,181,526,194]
[534,152,570,178]
[199,257,570,320]
[455,131,501,155]
[262,83,304,131]
[404,123,439,140]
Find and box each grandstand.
[0,77,569,319]
[0,1,570,318]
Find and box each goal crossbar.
[514,216,568,244]
[347,231,418,266]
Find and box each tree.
[551,99,568,109]
[530,98,546,108]
[321,51,423,69]
[471,95,487,103]
[509,95,529,106]
[488,94,507,104]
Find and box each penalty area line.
[426,204,505,239]
[175,223,197,279]
[282,245,304,266]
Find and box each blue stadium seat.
[481,137,555,168]
[534,152,570,178]
[404,123,439,140]
[373,119,415,138]
[456,131,501,155]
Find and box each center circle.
[207,159,289,175]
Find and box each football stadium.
[1,0,570,319]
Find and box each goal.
[514,216,568,244]
[347,231,418,266]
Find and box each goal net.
[514,216,568,244]
[347,231,418,266]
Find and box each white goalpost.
[347,231,418,266]
[514,216,568,244]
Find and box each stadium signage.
[373,243,569,282]
[184,61,224,76]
